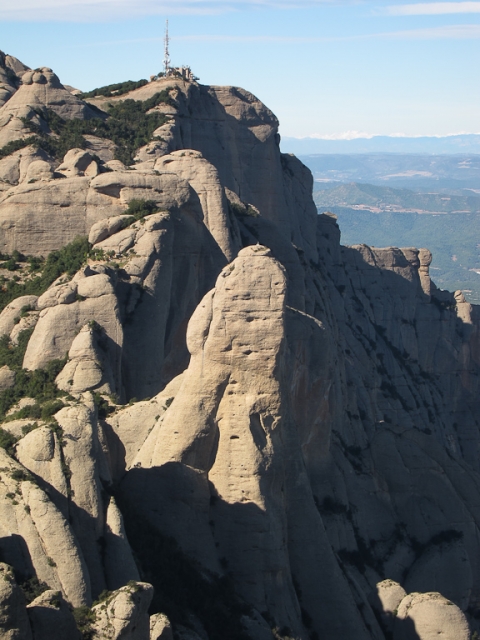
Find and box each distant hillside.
[282,134,480,155]
[313,182,480,214]
[299,153,480,193]
[317,205,480,303]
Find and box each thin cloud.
[309,131,377,140]
[0,0,345,22]
[383,23,480,37]
[70,23,480,47]
[386,1,480,15]
[302,131,480,140]
[178,24,480,38]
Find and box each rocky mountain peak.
[0,54,478,640]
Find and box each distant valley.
[313,181,480,214]
[303,168,480,303]
[298,152,480,193]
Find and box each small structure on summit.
[150,20,197,83]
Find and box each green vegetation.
[89,200,161,261]
[93,392,114,420]
[0,427,18,455]
[0,341,67,421]
[0,236,90,314]
[123,198,160,222]
[101,92,172,165]
[0,328,34,369]
[73,605,96,639]
[410,529,463,559]
[230,202,260,218]
[0,137,39,161]
[79,79,148,99]
[21,90,172,165]
[19,576,50,603]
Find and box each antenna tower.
[163,19,171,76]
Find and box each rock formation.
[0,51,478,639]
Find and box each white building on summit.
[150,20,197,83]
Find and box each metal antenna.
[163,19,171,76]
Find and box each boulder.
[26,590,81,640]
[56,149,95,178]
[0,295,38,337]
[393,592,470,640]
[88,215,133,245]
[37,282,77,310]
[1,67,97,122]
[24,160,54,183]
[0,563,32,639]
[10,312,38,345]
[149,613,173,640]
[0,365,15,391]
[23,291,123,379]
[56,323,116,396]
[371,580,407,633]
[91,582,153,640]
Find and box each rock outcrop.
[394,591,470,640]
[0,563,32,639]
[26,590,81,640]
[0,53,478,640]
[91,582,153,640]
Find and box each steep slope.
[0,54,478,640]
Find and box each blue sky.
[1,1,479,138]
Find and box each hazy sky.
[1,1,479,138]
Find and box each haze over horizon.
[1,0,479,141]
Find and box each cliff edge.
[0,52,478,640]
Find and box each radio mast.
[163,19,171,76]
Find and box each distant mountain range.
[282,134,480,155]
[298,153,480,193]
[313,182,480,214]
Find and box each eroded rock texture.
[0,53,478,640]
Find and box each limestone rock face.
[0,295,38,337]
[0,52,28,108]
[91,582,153,640]
[0,147,53,186]
[0,563,32,640]
[0,450,90,607]
[1,54,480,640]
[88,215,133,245]
[123,245,369,639]
[56,149,97,178]
[149,614,173,640]
[0,66,97,133]
[0,176,92,256]
[372,580,407,633]
[23,282,123,382]
[16,426,70,517]
[104,497,140,590]
[56,323,116,395]
[155,150,239,260]
[393,592,470,640]
[54,403,110,598]
[26,590,81,640]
